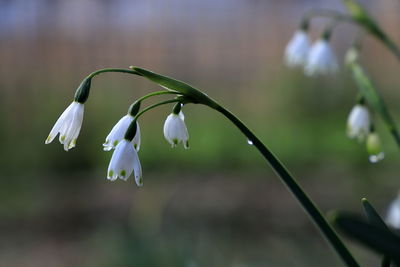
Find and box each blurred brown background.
[1,0,400,266]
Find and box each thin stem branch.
[134,91,180,104]
[304,8,400,61]
[302,9,354,25]
[87,68,141,79]
[208,103,360,267]
[134,99,180,121]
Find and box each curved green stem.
[208,102,360,267]
[302,9,354,26]
[302,7,400,61]
[113,66,360,266]
[134,91,180,104]
[87,68,141,79]
[134,99,180,121]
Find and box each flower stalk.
[129,67,360,267]
[47,66,360,266]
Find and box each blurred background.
[1,0,400,266]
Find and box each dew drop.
[369,152,385,163]
[247,139,253,145]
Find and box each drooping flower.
[163,111,189,149]
[366,132,384,163]
[386,193,400,229]
[107,139,143,186]
[284,30,311,68]
[347,104,370,141]
[305,39,338,76]
[103,115,141,151]
[45,101,84,151]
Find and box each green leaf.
[381,256,391,267]
[130,66,219,109]
[361,199,392,267]
[350,63,400,147]
[333,212,400,264]
[362,198,390,230]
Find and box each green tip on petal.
[173,139,178,145]
[60,135,66,142]
[108,170,114,178]
[120,170,126,177]
[113,140,119,147]
[137,176,143,187]
[45,135,52,144]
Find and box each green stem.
[120,67,360,266]
[302,9,354,25]
[134,99,180,121]
[376,35,400,61]
[209,103,360,267]
[134,91,180,104]
[302,7,400,60]
[87,68,141,79]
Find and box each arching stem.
[87,68,141,79]
[134,91,181,104]
[134,99,180,121]
[207,102,360,267]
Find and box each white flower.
[103,115,141,151]
[347,104,370,141]
[386,194,400,229]
[163,111,189,149]
[107,139,143,186]
[284,30,311,67]
[305,39,338,76]
[45,101,84,151]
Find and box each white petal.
[46,102,84,151]
[107,141,126,181]
[284,30,310,67]
[347,105,370,141]
[46,102,75,144]
[132,122,141,151]
[387,196,400,229]
[103,115,134,151]
[305,40,338,76]
[106,139,142,184]
[163,113,189,148]
[133,153,143,186]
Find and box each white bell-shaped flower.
[284,30,311,68]
[163,111,189,149]
[386,194,400,229]
[103,115,141,151]
[305,39,338,76]
[45,101,84,151]
[347,104,370,141]
[107,139,143,186]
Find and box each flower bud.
[366,132,384,163]
[74,77,92,104]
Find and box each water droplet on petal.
[247,139,253,145]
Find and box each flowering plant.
[45,0,400,266]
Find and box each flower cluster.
[285,23,387,163]
[284,29,338,76]
[45,92,190,186]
